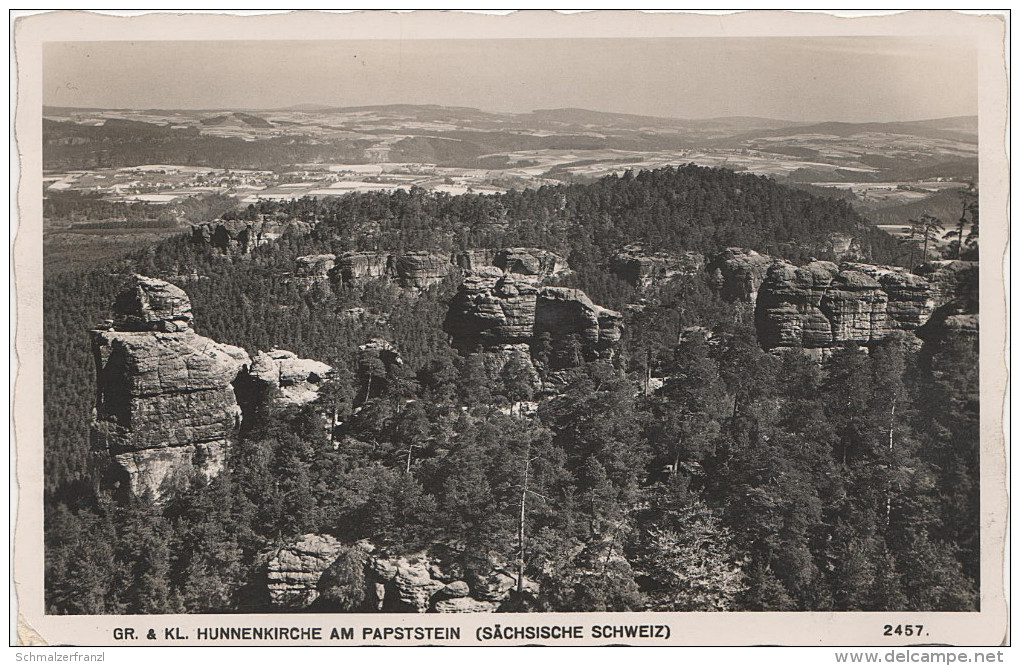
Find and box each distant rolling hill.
[721,117,978,144]
[200,112,273,128]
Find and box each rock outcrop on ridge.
[706,248,775,303]
[266,533,347,609]
[443,272,623,362]
[333,247,568,291]
[454,247,569,281]
[191,218,311,255]
[91,275,250,500]
[265,535,535,613]
[610,246,704,289]
[333,251,453,290]
[753,258,978,352]
[249,349,333,408]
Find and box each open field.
[43,105,979,240]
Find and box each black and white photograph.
[12,10,1008,648]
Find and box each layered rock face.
[335,251,390,285]
[391,252,452,289]
[754,258,979,352]
[707,248,775,303]
[827,232,863,262]
[916,261,979,313]
[610,246,704,289]
[295,254,337,277]
[266,534,346,609]
[492,247,568,279]
[755,261,889,349]
[111,275,194,332]
[914,261,980,350]
[334,251,453,290]
[444,272,623,362]
[453,249,497,272]
[367,551,535,613]
[266,536,533,613]
[287,254,336,292]
[841,263,936,330]
[191,218,310,255]
[454,247,568,280]
[249,349,333,408]
[536,287,624,349]
[444,272,539,350]
[91,275,249,499]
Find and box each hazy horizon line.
[41,103,978,127]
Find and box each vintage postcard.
[12,10,1009,647]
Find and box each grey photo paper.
[11,10,1009,648]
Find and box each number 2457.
[884,624,925,637]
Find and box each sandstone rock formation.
[363,550,537,612]
[111,275,193,332]
[918,312,980,350]
[432,598,500,613]
[334,251,453,290]
[357,338,405,400]
[91,275,249,499]
[753,258,979,353]
[264,536,536,613]
[536,287,624,349]
[916,260,979,313]
[493,247,568,279]
[840,263,937,331]
[335,251,391,285]
[913,261,979,350]
[755,261,888,350]
[368,554,447,613]
[444,272,539,350]
[249,349,333,408]
[295,254,337,278]
[610,246,704,289]
[266,534,346,609]
[707,248,775,303]
[286,254,336,292]
[443,272,623,363]
[827,232,863,262]
[390,251,452,289]
[453,249,497,272]
[482,343,542,393]
[191,218,310,255]
[454,247,568,281]
[358,338,404,371]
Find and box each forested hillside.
[43,165,979,614]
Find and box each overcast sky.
[43,37,977,122]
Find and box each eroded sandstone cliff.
[707,248,775,303]
[265,535,535,613]
[753,258,977,352]
[443,272,623,363]
[91,275,250,499]
[333,251,452,290]
[249,349,333,409]
[610,246,704,290]
[454,247,568,281]
[191,218,312,255]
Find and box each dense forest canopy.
[43,164,978,614]
[218,164,904,267]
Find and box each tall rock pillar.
[90,275,250,499]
